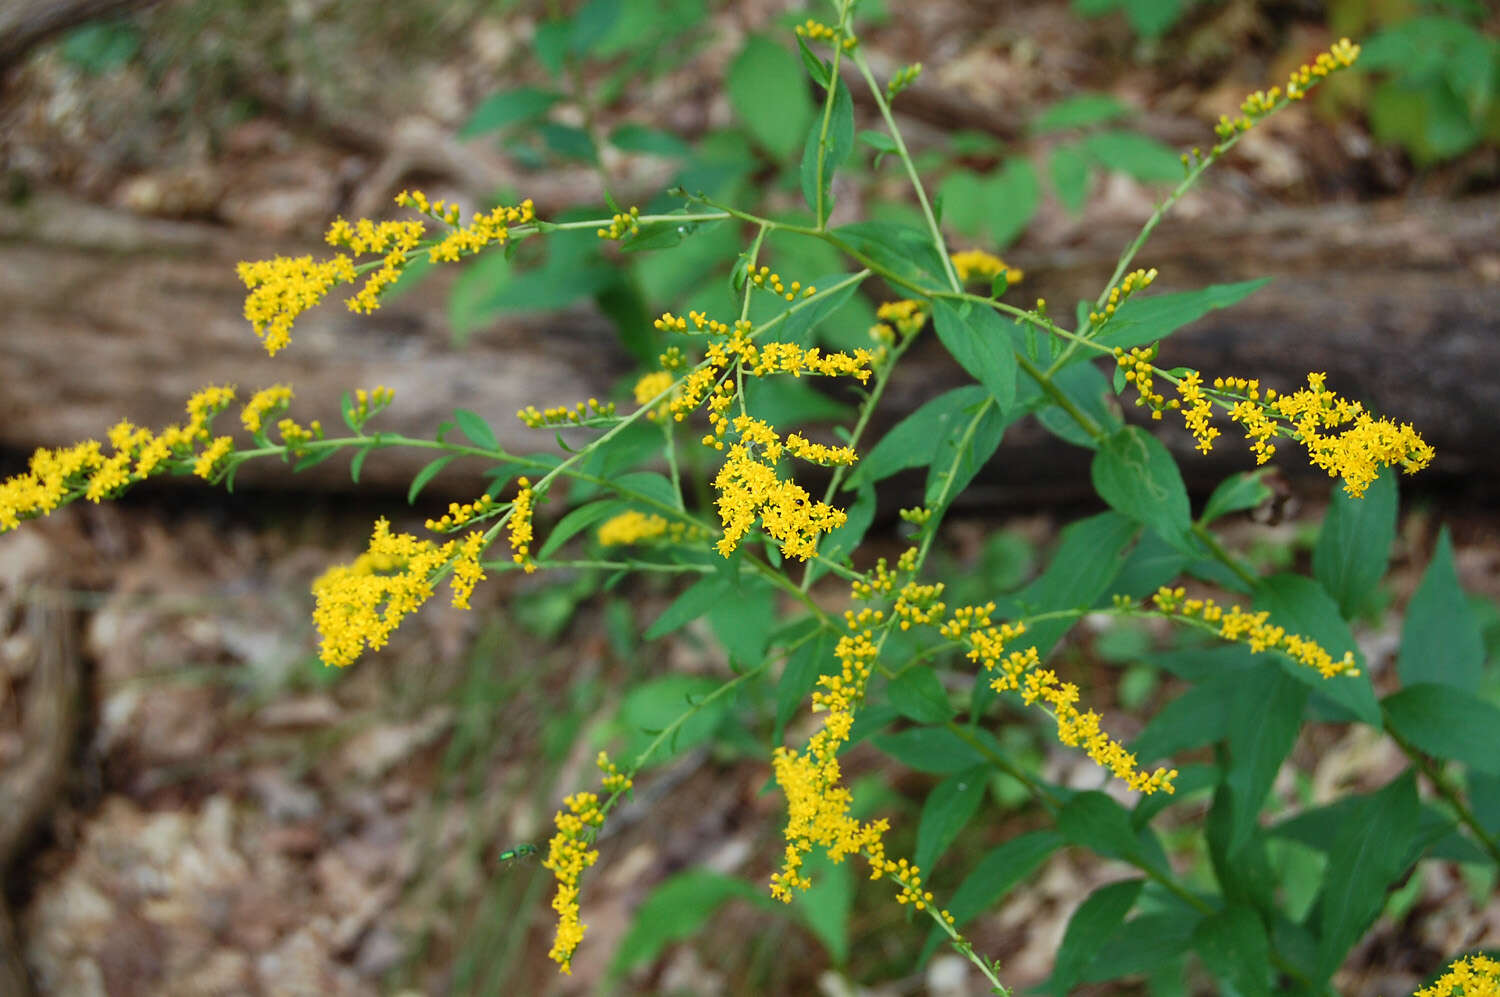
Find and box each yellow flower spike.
[241,384,294,434]
[1151,586,1359,678]
[1415,954,1500,997]
[310,518,458,667]
[238,254,358,355]
[950,249,1023,286]
[508,477,538,573]
[448,531,487,610]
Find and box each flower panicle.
[310,516,487,667]
[0,384,248,531]
[1152,585,1360,678]
[542,751,631,974]
[238,189,534,354]
[1214,37,1361,140]
[1415,954,1500,997]
[508,477,538,574]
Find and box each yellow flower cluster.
[771,620,887,899]
[508,477,537,573]
[1415,955,1500,997]
[713,442,848,560]
[893,580,946,630]
[850,547,920,599]
[276,417,323,456]
[543,791,605,974]
[349,385,395,425]
[449,531,487,610]
[0,385,240,531]
[886,62,922,100]
[596,510,709,547]
[238,190,534,355]
[632,370,676,420]
[237,254,357,356]
[425,494,498,533]
[397,190,536,263]
[1271,372,1434,497]
[324,216,427,314]
[1011,654,1178,794]
[938,602,1175,793]
[542,751,631,975]
[1089,267,1157,326]
[1114,344,1169,419]
[241,384,294,433]
[1162,369,1435,498]
[1151,586,1359,678]
[750,266,818,302]
[794,18,856,50]
[654,310,741,336]
[309,518,483,666]
[516,398,617,428]
[772,608,959,929]
[950,249,1023,286]
[1215,38,1361,140]
[597,206,640,240]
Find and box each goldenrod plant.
[8,3,1497,992]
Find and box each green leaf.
[800,79,855,225]
[793,850,852,963]
[1009,512,1139,658]
[845,385,989,488]
[608,471,680,509]
[1034,93,1133,132]
[1093,279,1269,355]
[537,500,625,561]
[1048,878,1145,994]
[1032,359,1122,450]
[1316,772,1421,980]
[608,123,692,158]
[460,87,562,138]
[1048,143,1092,215]
[1225,661,1309,852]
[873,726,992,774]
[776,631,834,743]
[407,456,458,505]
[888,666,956,724]
[1081,910,1201,982]
[538,121,597,161]
[914,765,988,876]
[1082,129,1183,182]
[727,36,814,161]
[1192,905,1271,997]
[940,162,1041,248]
[1253,574,1380,727]
[930,299,1018,412]
[806,483,874,586]
[618,674,726,764]
[707,580,776,668]
[937,830,1061,929]
[1058,792,1164,872]
[453,409,499,451]
[59,21,139,74]
[608,870,763,977]
[349,444,373,484]
[1129,674,1237,762]
[1397,526,1485,691]
[568,0,622,53]
[924,396,1010,509]
[1384,684,1500,774]
[831,220,949,288]
[795,34,831,87]
[1091,426,1192,544]
[1312,467,1396,619]
[1201,469,1273,525]
[645,575,732,640]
